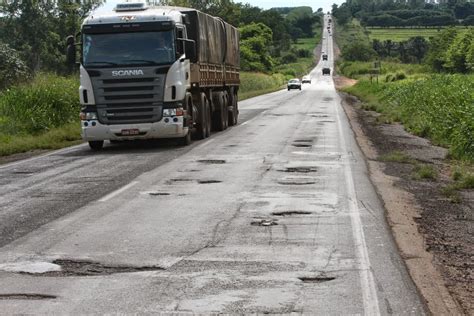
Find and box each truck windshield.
[83,31,175,67]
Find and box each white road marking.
[335,97,381,315]
[98,181,139,202]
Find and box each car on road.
[287,78,302,90]
[302,76,311,84]
[322,67,331,75]
[322,54,328,61]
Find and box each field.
[366,26,472,42]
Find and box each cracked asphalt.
[0,16,426,314]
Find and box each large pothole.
[272,211,312,216]
[0,293,56,300]
[26,259,165,277]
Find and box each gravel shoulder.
[337,81,472,315]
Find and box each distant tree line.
[332,0,474,27]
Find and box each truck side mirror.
[184,39,196,62]
[65,35,76,66]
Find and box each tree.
[406,36,428,63]
[425,27,458,71]
[0,42,30,89]
[443,30,474,73]
[239,23,274,72]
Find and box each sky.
[96,0,345,15]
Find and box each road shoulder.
[338,88,466,315]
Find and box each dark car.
[322,67,331,75]
[322,54,328,61]
[287,78,302,90]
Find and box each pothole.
[26,259,165,277]
[298,276,336,283]
[283,167,318,173]
[277,178,316,185]
[293,139,313,143]
[323,97,334,102]
[272,211,312,216]
[197,159,226,164]
[148,192,170,196]
[292,144,312,148]
[167,179,194,184]
[0,293,56,300]
[198,180,222,184]
[308,114,329,118]
[251,219,278,226]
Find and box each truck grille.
[92,75,166,125]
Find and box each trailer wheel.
[228,91,238,126]
[195,92,208,140]
[205,96,212,137]
[212,91,227,131]
[89,140,104,151]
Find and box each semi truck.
[66,1,240,150]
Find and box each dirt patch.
[334,75,357,90]
[340,92,472,314]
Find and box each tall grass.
[239,72,287,100]
[0,73,80,135]
[344,75,474,161]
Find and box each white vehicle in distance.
[302,75,311,84]
[287,78,302,91]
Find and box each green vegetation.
[412,164,438,180]
[379,151,416,164]
[0,123,81,157]
[0,74,80,135]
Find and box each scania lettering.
[66,1,240,150]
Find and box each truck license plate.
[121,129,140,136]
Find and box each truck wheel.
[178,130,192,146]
[89,140,104,151]
[228,91,238,126]
[205,97,212,137]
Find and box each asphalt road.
[0,16,425,314]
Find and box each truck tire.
[228,90,238,126]
[195,92,208,140]
[179,95,193,146]
[89,140,104,151]
[178,130,192,146]
[212,91,227,131]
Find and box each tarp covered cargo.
[183,9,239,67]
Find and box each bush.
[281,51,298,64]
[342,41,376,61]
[0,73,80,135]
[0,43,30,90]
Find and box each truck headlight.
[163,109,176,117]
[80,112,98,120]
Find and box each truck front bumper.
[81,117,188,141]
